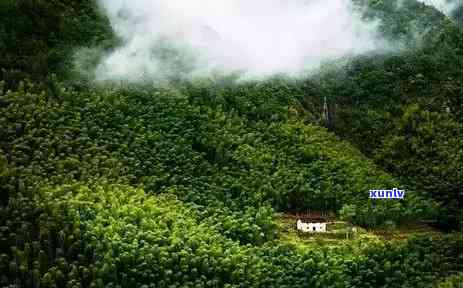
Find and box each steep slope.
[299,0,463,226]
[0,83,462,287]
[0,0,462,287]
[0,81,436,228]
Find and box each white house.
[297,219,327,233]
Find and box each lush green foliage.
[297,0,463,220]
[438,272,463,288]
[0,82,438,227]
[1,0,463,287]
[1,181,462,287]
[374,104,463,226]
[0,76,457,287]
[0,0,113,87]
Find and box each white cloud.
[95,0,390,81]
[416,0,459,15]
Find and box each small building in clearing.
[297,219,327,233]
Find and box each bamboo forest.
[1,0,463,287]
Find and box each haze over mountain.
[95,0,390,81]
[416,0,460,15]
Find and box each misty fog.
[94,0,391,82]
[416,0,460,16]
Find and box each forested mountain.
[1,0,463,287]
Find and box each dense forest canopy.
[1,0,463,287]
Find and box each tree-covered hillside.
[300,0,463,227]
[0,0,463,287]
